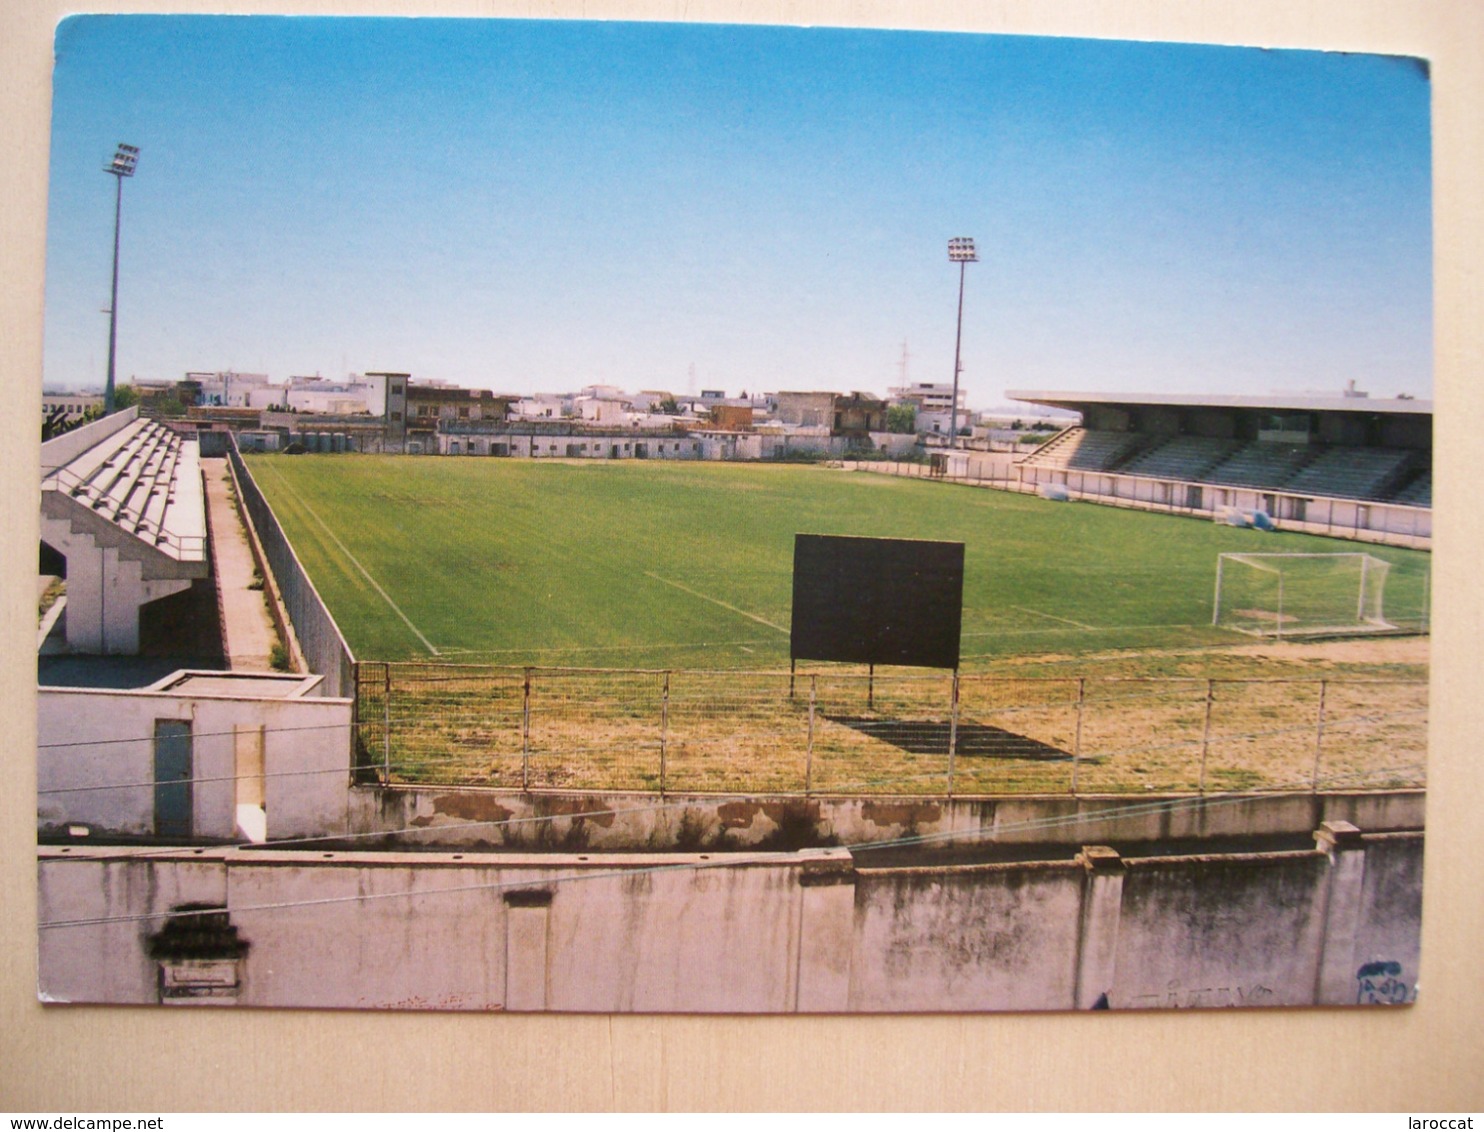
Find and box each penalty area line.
[962,621,1202,638]
[257,463,440,656]
[643,572,790,634]
[436,639,775,657]
[1009,605,1097,631]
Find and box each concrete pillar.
[67,545,145,654]
[1074,845,1125,1009]
[64,541,109,653]
[794,849,856,1012]
[42,514,190,655]
[1314,820,1367,1005]
[503,889,551,1011]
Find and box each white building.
[578,383,627,400]
[576,396,630,425]
[41,391,103,426]
[190,371,272,408]
[889,381,967,435]
[628,390,676,413]
[513,394,568,420]
[889,381,966,414]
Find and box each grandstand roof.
[1006,390,1432,417]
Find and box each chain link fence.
[353,663,1426,796]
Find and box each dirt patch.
[985,633,1428,680]
[1232,608,1296,624]
[1220,635,1429,666]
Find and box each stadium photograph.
[33,15,1431,1015]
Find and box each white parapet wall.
[36,825,1421,1011]
[38,672,354,842]
[39,405,140,476]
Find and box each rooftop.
[1007,390,1433,416]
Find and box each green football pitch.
[244,455,1431,669]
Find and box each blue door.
[154,719,193,838]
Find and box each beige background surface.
[3,0,1481,1112]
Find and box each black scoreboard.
[789,534,965,671]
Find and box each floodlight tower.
[103,143,139,415]
[946,236,977,450]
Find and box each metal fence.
[354,663,1427,796]
[230,443,357,697]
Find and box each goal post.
[1212,552,1394,638]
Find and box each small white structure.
[38,670,350,843]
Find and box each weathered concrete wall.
[1114,851,1330,1008]
[1346,831,1424,1004]
[349,785,1425,850]
[543,860,805,1012]
[38,683,353,842]
[850,860,1084,1011]
[36,828,1422,1012]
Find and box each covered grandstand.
[1004,390,1431,545]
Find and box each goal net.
[1212,552,1394,638]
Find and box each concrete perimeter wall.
[227,443,357,697]
[349,785,1426,849]
[37,824,1421,1012]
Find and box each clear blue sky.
[42,16,1433,405]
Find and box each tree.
[113,384,140,409]
[42,407,101,441]
[886,403,917,434]
[151,393,188,418]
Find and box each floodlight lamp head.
[947,237,978,263]
[107,143,139,177]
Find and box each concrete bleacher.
[1016,426,1434,518]
[1116,435,1242,481]
[1017,428,1147,471]
[1391,471,1431,507]
[1204,442,1315,490]
[48,416,205,557]
[1281,446,1416,502]
[40,409,209,654]
[1020,430,1431,508]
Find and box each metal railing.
[354,664,1427,797]
[41,462,208,561]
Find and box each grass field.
[245,454,1431,672]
